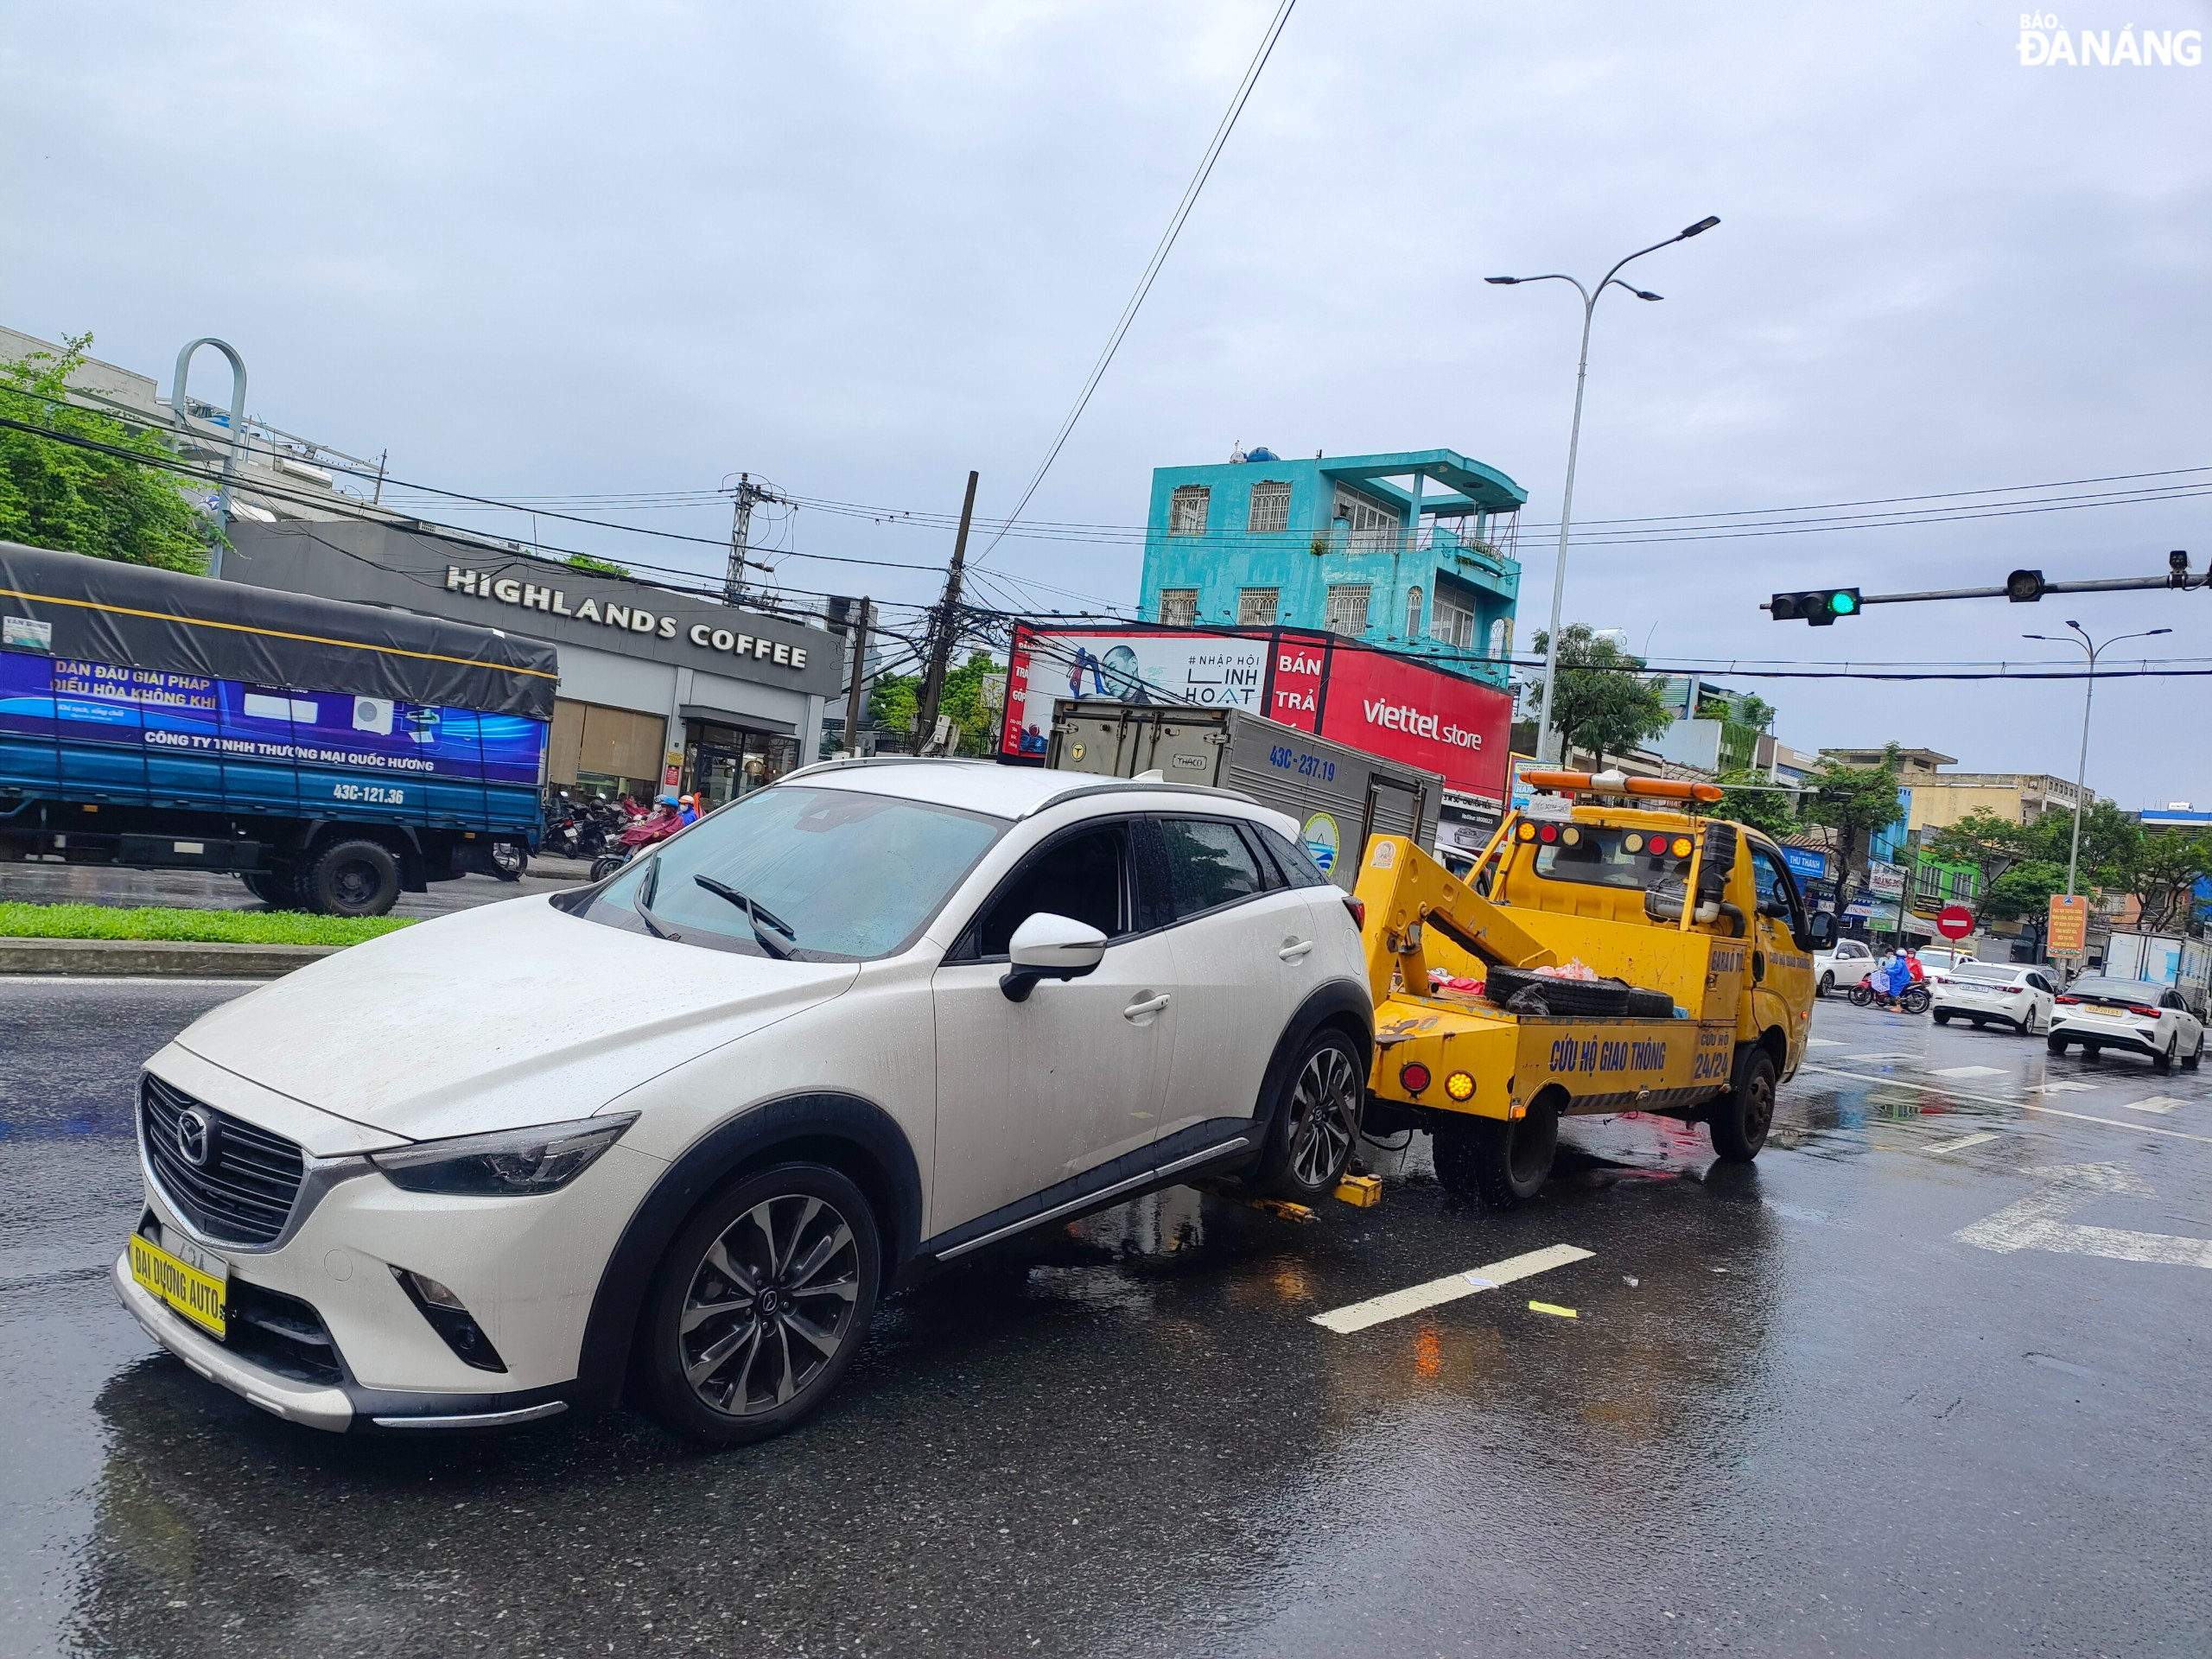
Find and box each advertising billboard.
[1002,625,1514,800]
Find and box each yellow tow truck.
[1351,769,1833,1207]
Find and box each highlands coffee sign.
[444,568,812,672]
[217,521,845,699]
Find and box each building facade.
[225,521,842,810]
[1136,448,1526,688]
[1818,746,2087,832]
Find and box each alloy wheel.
[678,1193,861,1417]
[1287,1044,1362,1189]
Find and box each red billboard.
[1001,625,1515,801]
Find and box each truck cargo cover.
[0,540,558,719]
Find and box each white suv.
[116,761,1374,1443]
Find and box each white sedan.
[1930,961,2056,1034]
[2047,976,2208,1071]
[1815,937,1877,997]
[115,760,1374,1443]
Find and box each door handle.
[1123,992,1171,1020]
[1278,939,1315,962]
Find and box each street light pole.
[170,339,247,580]
[1487,216,1719,764]
[2024,622,2171,897]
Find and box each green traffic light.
[1828,590,1859,616]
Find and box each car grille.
[141,1074,307,1246]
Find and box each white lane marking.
[1929,1065,2008,1078]
[1311,1244,1593,1334]
[2040,1080,2100,1093]
[1955,1163,2212,1269]
[1796,1062,2212,1146]
[1928,1130,2001,1154]
[1805,1038,1843,1048]
[2122,1096,2186,1115]
[1845,1051,1922,1062]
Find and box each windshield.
[576,785,1005,960]
[1530,824,1693,892]
[2065,977,2164,1002]
[1950,963,2017,984]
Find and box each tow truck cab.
[1354,772,1830,1206]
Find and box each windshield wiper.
[693,874,797,960]
[631,858,673,940]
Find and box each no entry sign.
[1936,904,1974,940]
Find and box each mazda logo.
[175,1107,219,1169]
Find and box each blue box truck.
[0,541,556,915]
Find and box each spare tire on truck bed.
[1482,964,1632,1018]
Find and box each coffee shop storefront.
[224,520,845,809]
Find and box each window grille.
[1404,586,1422,639]
[1430,588,1476,651]
[1160,588,1198,627]
[1332,485,1401,550]
[1168,486,1210,537]
[1325,584,1371,637]
[1236,588,1279,626]
[1246,482,1290,535]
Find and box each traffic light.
[2005,569,2045,602]
[1770,588,1862,625]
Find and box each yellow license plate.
[129,1232,227,1339]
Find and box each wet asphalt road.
[3,982,2208,1658]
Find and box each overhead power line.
[973,0,1297,568]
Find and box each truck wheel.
[1245,1028,1366,1201]
[240,872,290,908]
[637,1162,880,1446]
[1433,1097,1558,1211]
[306,838,401,917]
[1709,1048,1777,1164]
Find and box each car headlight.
[369,1114,638,1196]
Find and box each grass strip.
[0,901,415,948]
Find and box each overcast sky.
[6,2,2209,807]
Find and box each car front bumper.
[124,1082,667,1432]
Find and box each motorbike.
[1849,979,1931,1014]
[588,802,686,883]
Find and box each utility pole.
[2024,621,2173,898]
[917,470,980,751]
[726,474,757,607]
[842,596,873,759]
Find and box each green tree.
[1927,806,2040,926]
[565,551,631,580]
[0,335,219,572]
[1801,743,1904,912]
[868,672,919,739]
[865,652,1001,755]
[2114,827,2212,934]
[1525,625,1675,768]
[1713,769,1800,842]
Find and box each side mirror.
[1001,912,1109,1002]
[1797,911,1836,951]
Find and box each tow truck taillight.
[1342,894,1366,930]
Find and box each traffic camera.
[1768,588,1862,625]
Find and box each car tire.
[1934,1011,1951,1026]
[1247,1027,1366,1201]
[2047,1034,2069,1055]
[1819,970,1834,999]
[638,1162,881,1447]
[2154,1035,2176,1073]
[2184,1037,2203,1072]
[1709,1047,1777,1165]
[1433,1096,1559,1210]
[303,838,401,917]
[2083,1044,2101,1061]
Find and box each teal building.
[1135,447,1528,688]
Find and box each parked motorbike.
[588,801,685,882]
